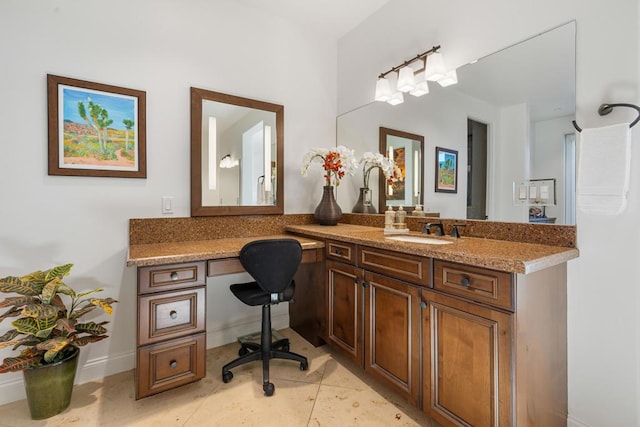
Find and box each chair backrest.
[239,239,303,294]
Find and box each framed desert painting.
[435,146,458,193]
[47,74,146,178]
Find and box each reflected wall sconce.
[219,154,239,168]
[374,45,458,105]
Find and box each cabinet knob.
[362,281,369,288]
[420,301,427,309]
[170,272,178,281]
[169,310,178,319]
[461,277,471,287]
[170,360,178,369]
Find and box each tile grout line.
[305,356,330,426]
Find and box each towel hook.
[572,103,640,132]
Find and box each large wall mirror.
[337,21,576,225]
[379,127,424,210]
[190,88,284,216]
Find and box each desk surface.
[127,234,323,267]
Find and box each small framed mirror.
[190,88,284,216]
[378,127,424,210]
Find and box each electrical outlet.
[161,196,174,214]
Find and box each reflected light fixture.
[374,45,458,105]
[219,154,239,168]
[438,69,458,87]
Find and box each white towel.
[577,122,631,215]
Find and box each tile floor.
[0,329,440,426]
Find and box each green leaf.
[75,321,107,335]
[21,303,59,319]
[0,329,19,343]
[76,288,103,299]
[0,296,36,308]
[36,337,69,352]
[56,317,76,334]
[68,304,96,320]
[55,283,76,298]
[12,316,57,339]
[72,335,107,347]
[0,355,43,373]
[44,264,73,281]
[0,276,41,296]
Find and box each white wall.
[0,0,336,404]
[338,1,639,426]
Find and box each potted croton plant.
[0,263,117,419]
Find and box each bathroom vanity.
[285,223,577,427]
[127,216,577,426]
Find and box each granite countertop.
[285,224,578,274]
[127,234,324,267]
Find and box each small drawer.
[136,333,206,399]
[326,240,356,265]
[433,261,514,311]
[359,246,430,286]
[138,262,206,294]
[138,287,205,345]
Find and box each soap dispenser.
[413,204,426,217]
[384,205,395,229]
[396,205,407,227]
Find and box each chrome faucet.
[422,222,444,236]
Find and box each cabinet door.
[364,271,420,405]
[422,289,512,427]
[326,260,363,366]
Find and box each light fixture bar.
[378,45,441,79]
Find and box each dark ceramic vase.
[315,186,342,225]
[23,347,79,420]
[351,187,377,214]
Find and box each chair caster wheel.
[263,382,275,396]
[222,371,233,383]
[238,347,249,356]
[300,361,309,371]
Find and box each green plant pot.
[22,347,79,420]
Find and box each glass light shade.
[424,52,446,81]
[438,69,458,87]
[219,155,238,168]
[387,91,404,106]
[396,66,416,92]
[374,78,392,102]
[410,78,429,97]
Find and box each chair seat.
[230,281,295,306]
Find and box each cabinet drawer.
[136,333,206,399]
[326,240,356,265]
[138,287,206,345]
[433,261,514,311]
[359,246,430,286]
[138,262,206,294]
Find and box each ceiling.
[236,0,391,39]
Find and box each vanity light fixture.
[375,45,458,104]
[219,154,239,168]
[438,69,458,87]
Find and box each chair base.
[221,305,308,396]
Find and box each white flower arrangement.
[360,151,402,188]
[301,145,358,186]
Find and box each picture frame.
[435,147,458,193]
[47,74,146,178]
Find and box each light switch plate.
[161,196,174,214]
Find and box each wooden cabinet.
[325,241,424,403]
[136,261,207,399]
[424,260,567,427]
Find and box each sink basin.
[384,235,453,245]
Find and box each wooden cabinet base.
[136,333,206,399]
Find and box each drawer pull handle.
[169,310,178,319]
[170,272,179,281]
[335,248,343,255]
[461,277,471,287]
[170,360,178,369]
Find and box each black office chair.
[221,238,309,396]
